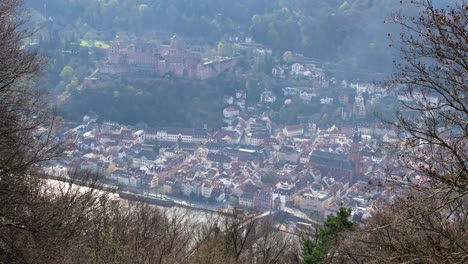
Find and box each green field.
[80,40,110,49]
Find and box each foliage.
[301,208,354,264]
[60,65,74,81]
[79,40,110,49]
[193,210,298,263]
[59,74,240,128]
[28,0,401,76]
[329,1,468,263]
[389,0,467,195]
[333,190,468,264]
[0,1,305,263]
[282,50,292,64]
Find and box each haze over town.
[0,0,466,263]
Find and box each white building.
[291,63,305,75]
[283,125,304,137]
[260,90,277,104]
[300,90,316,102]
[223,107,240,118]
[320,97,334,105]
[299,190,329,213]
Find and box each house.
[239,193,254,207]
[212,187,226,202]
[283,124,304,137]
[201,181,214,199]
[183,180,202,197]
[299,90,316,102]
[320,97,334,104]
[253,190,272,210]
[163,178,176,194]
[245,133,269,146]
[133,130,145,143]
[223,95,234,105]
[350,83,374,94]
[299,190,330,214]
[260,90,277,104]
[272,66,285,78]
[236,98,246,110]
[132,150,157,168]
[291,63,305,75]
[213,129,242,144]
[283,87,299,96]
[310,68,329,89]
[278,146,299,164]
[299,152,310,164]
[207,153,232,169]
[261,137,281,151]
[223,107,240,119]
[236,90,246,100]
[274,181,296,207]
[248,118,272,135]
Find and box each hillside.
[29,0,401,74]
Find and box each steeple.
[349,127,361,179]
[352,127,362,143]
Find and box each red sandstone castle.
[102,35,238,80]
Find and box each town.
[41,32,433,223]
[50,105,407,223]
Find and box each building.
[353,93,366,118]
[223,107,240,119]
[239,193,254,207]
[105,35,238,80]
[132,150,157,168]
[201,181,214,199]
[320,97,334,105]
[349,130,362,179]
[291,63,305,75]
[278,146,299,164]
[260,90,277,104]
[309,150,354,179]
[272,66,285,78]
[253,190,273,210]
[283,124,304,137]
[153,128,208,143]
[300,90,316,102]
[299,190,329,214]
[245,133,269,146]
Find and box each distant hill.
[27,0,413,75]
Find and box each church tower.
[349,128,361,179]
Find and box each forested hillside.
[29,0,401,73]
[60,75,240,128]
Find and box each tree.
[191,209,298,264]
[137,4,149,13]
[283,50,293,64]
[60,65,74,81]
[0,1,299,263]
[329,1,468,263]
[389,0,467,196]
[0,0,57,174]
[0,1,60,240]
[334,190,468,264]
[217,41,225,56]
[301,208,354,264]
[0,1,109,262]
